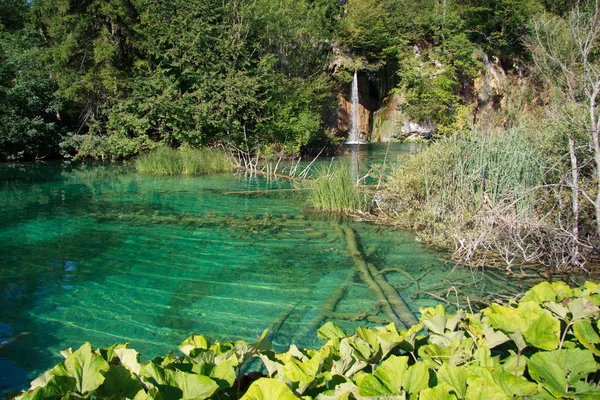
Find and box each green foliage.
[16,281,600,399]
[60,133,154,160]
[309,162,368,213]
[1,0,575,158]
[0,7,65,161]
[458,0,545,62]
[25,0,335,158]
[135,146,234,176]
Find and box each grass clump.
[309,162,367,213]
[136,146,234,175]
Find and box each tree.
[0,0,64,160]
[528,1,600,262]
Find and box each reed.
[383,128,550,265]
[309,162,367,213]
[136,146,234,175]
[180,147,233,175]
[387,129,546,216]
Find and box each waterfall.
[347,71,361,144]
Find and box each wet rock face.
[337,72,378,142]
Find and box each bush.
[309,162,368,213]
[135,146,234,176]
[14,281,600,399]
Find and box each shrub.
[14,281,600,399]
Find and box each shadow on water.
[0,228,127,392]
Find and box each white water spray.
[347,71,360,144]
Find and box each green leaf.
[173,371,219,399]
[500,351,527,377]
[97,364,143,398]
[235,330,271,366]
[355,327,382,359]
[240,378,300,400]
[318,322,346,340]
[29,370,54,390]
[437,365,467,398]
[481,325,510,349]
[209,359,237,387]
[348,336,378,363]
[573,319,600,356]
[465,377,508,400]
[544,302,569,320]
[521,282,557,304]
[402,363,429,394]
[485,304,527,334]
[528,349,598,397]
[567,298,600,321]
[418,383,458,400]
[258,353,283,378]
[50,342,110,394]
[491,368,538,397]
[140,362,168,387]
[180,335,209,357]
[282,347,330,393]
[523,311,560,350]
[354,372,391,397]
[373,355,409,394]
[423,315,447,335]
[115,347,142,376]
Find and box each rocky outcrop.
[401,120,434,139]
[475,55,506,106]
[371,93,434,142]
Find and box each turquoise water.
[0,145,533,393]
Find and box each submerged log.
[340,225,418,328]
[299,265,358,340]
[327,312,389,324]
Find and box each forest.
[0,0,575,160]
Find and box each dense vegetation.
[376,2,600,269]
[14,281,600,399]
[135,147,234,175]
[0,0,582,161]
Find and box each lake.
[0,144,538,393]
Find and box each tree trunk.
[568,137,580,264]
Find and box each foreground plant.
[15,281,600,399]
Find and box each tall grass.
[136,146,234,175]
[387,129,546,215]
[383,129,551,265]
[309,162,367,213]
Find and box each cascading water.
[347,71,361,144]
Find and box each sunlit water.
[0,144,535,393]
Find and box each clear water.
[0,144,533,393]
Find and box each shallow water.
[0,144,534,393]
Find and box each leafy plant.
[15,281,600,399]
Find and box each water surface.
[0,145,534,393]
